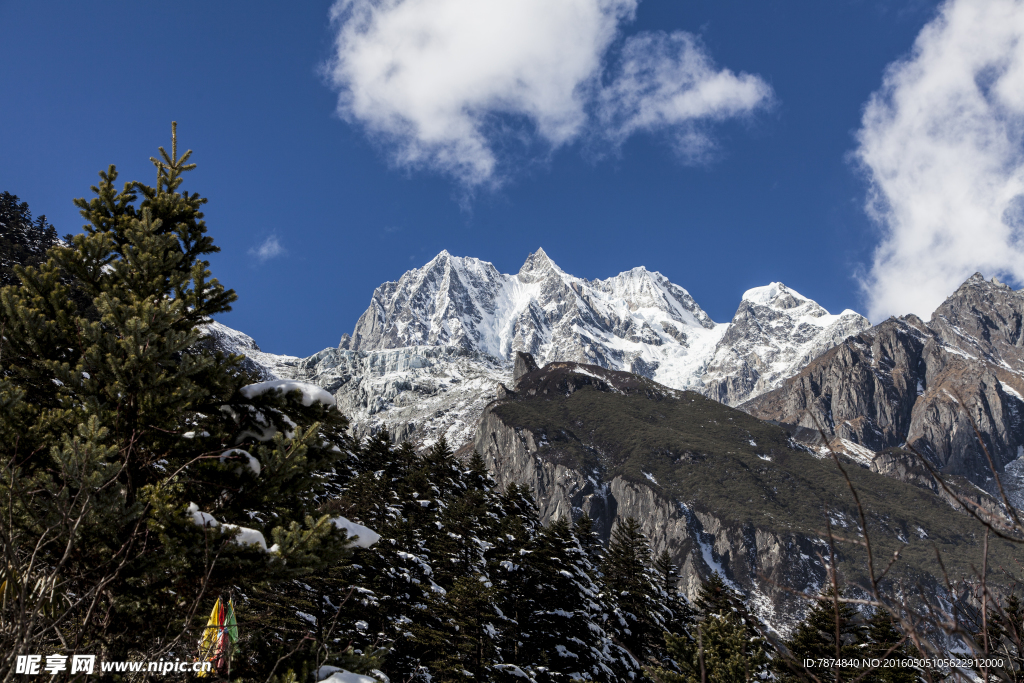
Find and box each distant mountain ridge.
[743,272,1024,502]
[215,249,869,445]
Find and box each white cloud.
[249,235,285,263]
[598,32,773,162]
[325,0,772,186]
[855,0,1024,321]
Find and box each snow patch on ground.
[696,532,741,591]
[835,439,878,467]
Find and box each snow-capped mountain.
[341,248,717,372]
[221,249,869,445]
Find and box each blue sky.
[4,0,1024,357]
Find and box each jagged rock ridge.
[742,273,1024,504]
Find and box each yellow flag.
[196,597,223,677]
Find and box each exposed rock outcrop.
[513,351,539,385]
[742,274,1024,499]
[700,283,870,406]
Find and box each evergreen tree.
[575,512,604,566]
[518,518,625,682]
[963,592,1024,683]
[695,573,744,622]
[325,431,441,682]
[649,573,769,683]
[775,587,868,682]
[863,609,917,683]
[490,483,542,668]
[415,572,500,680]
[988,593,1024,681]
[603,517,665,665]
[0,126,359,675]
[0,191,59,286]
[655,549,694,638]
[648,612,769,683]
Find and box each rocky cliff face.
[472,364,828,629]
[742,274,1024,502]
[474,405,829,628]
[290,344,509,446]
[471,359,1015,632]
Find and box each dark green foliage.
[489,483,541,669]
[518,518,625,682]
[959,590,1024,682]
[0,192,59,287]
[987,593,1024,680]
[774,588,867,682]
[314,427,667,682]
[695,574,752,628]
[863,609,917,683]
[648,612,769,683]
[647,572,769,683]
[575,512,604,565]
[416,572,499,679]
[603,517,666,663]
[0,127,357,671]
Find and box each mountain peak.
[518,247,564,281]
[742,283,808,310]
[337,251,869,408]
[428,249,453,266]
[942,272,1019,309]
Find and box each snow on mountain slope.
[217,249,869,446]
[200,322,304,380]
[700,283,871,405]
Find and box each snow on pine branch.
[219,448,261,476]
[240,379,336,407]
[330,516,381,548]
[186,503,279,553]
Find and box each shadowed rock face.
[512,351,539,385]
[472,360,1017,633]
[742,274,1024,502]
